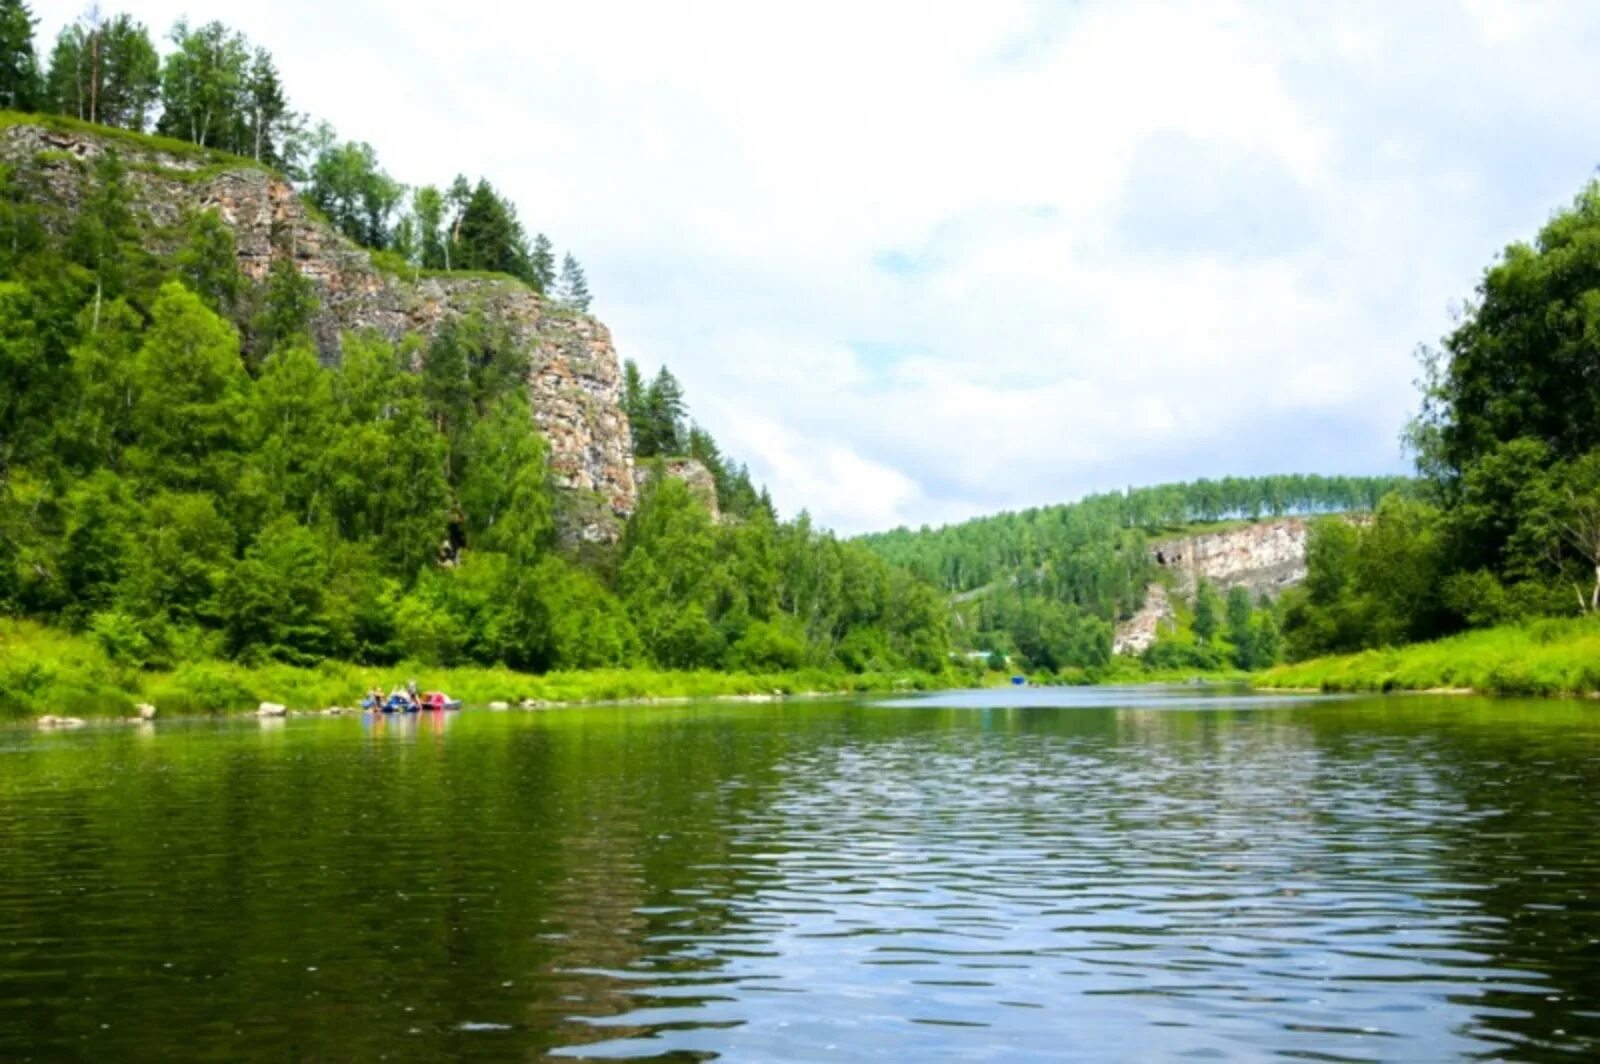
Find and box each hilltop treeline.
[0,120,948,682]
[0,2,594,305]
[1282,181,1600,661]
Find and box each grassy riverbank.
[0,619,952,720]
[1257,617,1600,696]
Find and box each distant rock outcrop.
[1150,518,1312,599]
[1114,518,1315,656]
[0,121,637,533]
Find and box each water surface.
[2,687,1599,1060]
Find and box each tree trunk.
[88,30,99,125]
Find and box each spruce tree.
[557,252,592,312]
[530,233,556,293]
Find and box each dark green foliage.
[529,233,555,292]
[629,363,686,457]
[306,129,403,248]
[0,100,946,679]
[453,179,531,280]
[0,0,38,111]
[254,257,317,354]
[175,208,242,315]
[556,252,591,312]
[1282,176,1600,661]
[1192,580,1219,643]
[44,13,159,130]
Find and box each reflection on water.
[2,689,1599,1060]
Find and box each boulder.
[488,701,510,710]
[257,702,287,718]
[37,715,86,729]
[136,702,157,720]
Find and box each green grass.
[0,618,948,721]
[0,110,272,173]
[1257,617,1600,696]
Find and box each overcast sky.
[32,1,1600,533]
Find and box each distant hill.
[858,475,1409,671]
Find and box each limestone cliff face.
[1150,518,1311,600]
[1113,518,1313,656]
[0,121,637,529]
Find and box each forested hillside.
[861,476,1407,672]
[0,4,952,694]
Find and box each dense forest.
[0,5,951,683]
[0,2,593,302]
[861,475,1406,671]
[1278,181,1600,662]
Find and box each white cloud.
[30,0,1600,532]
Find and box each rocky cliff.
[0,120,636,535]
[633,458,721,522]
[1113,518,1313,655]
[1150,518,1311,600]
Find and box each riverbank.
[1256,617,1600,697]
[0,619,953,721]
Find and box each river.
[2,687,1598,1060]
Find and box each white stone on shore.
[136,702,157,720]
[257,702,287,718]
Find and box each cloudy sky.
[33,1,1600,533]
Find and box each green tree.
[1192,579,1219,644]
[127,282,246,490]
[1225,585,1254,667]
[556,252,591,312]
[412,185,446,270]
[175,208,242,316]
[68,150,142,329]
[0,0,38,110]
[454,179,530,280]
[218,516,328,663]
[254,256,317,354]
[306,129,404,248]
[241,47,292,165]
[459,392,552,565]
[529,232,555,292]
[634,365,685,457]
[44,13,159,129]
[157,19,249,149]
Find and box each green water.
[2,687,1599,1061]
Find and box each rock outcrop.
[1114,518,1315,656]
[1112,584,1173,657]
[0,121,637,526]
[633,458,721,522]
[1150,518,1312,599]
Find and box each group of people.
[365,680,422,710]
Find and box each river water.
[2,687,1598,1061]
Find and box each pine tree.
[638,366,685,456]
[556,252,591,312]
[621,359,646,447]
[529,233,556,293]
[0,0,39,110]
